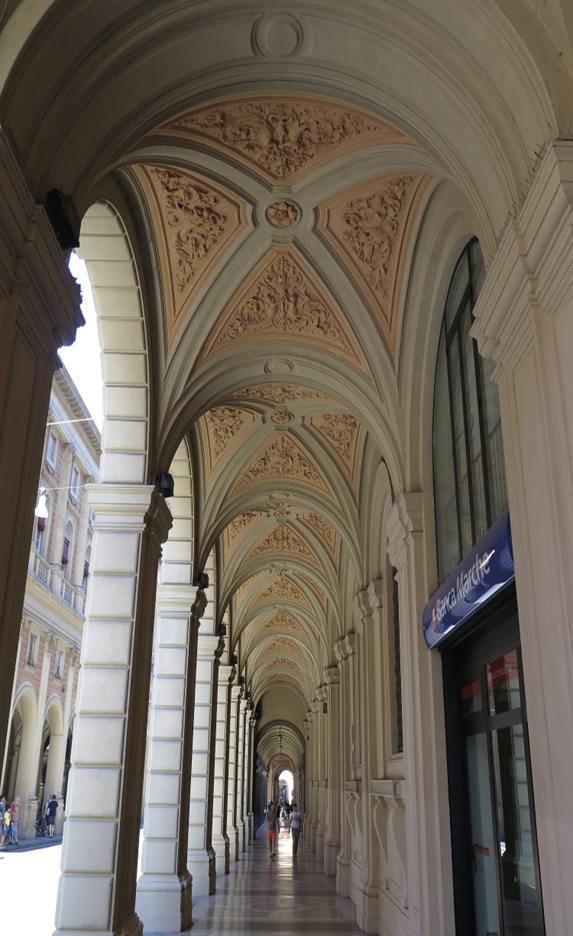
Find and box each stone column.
[246,712,255,841]
[335,631,356,899]
[48,443,75,594]
[17,633,55,838]
[54,485,172,936]
[226,683,241,863]
[323,665,341,876]
[186,633,223,896]
[470,140,573,936]
[0,132,82,760]
[353,582,385,933]
[211,662,234,875]
[135,587,205,933]
[387,493,447,936]
[235,695,246,852]
[315,689,326,864]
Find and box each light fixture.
[35,489,49,519]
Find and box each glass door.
[444,603,545,936]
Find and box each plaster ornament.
[300,511,338,556]
[260,610,306,637]
[270,410,294,423]
[305,410,361,482]
[230,384,334,405]
[317,173,429,353]
[133,164,246,350]
[204,406,253,457]
[159,95,414,185]
[198,248,366,375]
[226,510,262,546]
[266,656,301,673]
[298,571,326,606]
[265,636,304,659]
[234,431,334,499]
[266,201,299,227]
[253,574,311,609]
[247,522,320,567]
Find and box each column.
[17,633,55,838]
[211,662,234,875]
[226,683,241,863]
[186,633,223,896]
[54,485,172,936]
[48,443,74,593]
[470,140,573,935]
[315,689,326,864]
[135,587,204,933]
[235,695,246,852]
[246,711,255,841]
[335,631,356,898]
[0,131,82,760]
[353,582,385,933]
[323,665,341,876]
[387,493,447,936]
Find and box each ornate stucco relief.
[260,610,306,639]
[266,201,299,227]
[156,95,415,185]
[199,405,258,480]
[235,571,265,607]
[196,247,368,375]
[298,571,326,607]
[263,635,304,660]
[232,431,335,500]
[299,511,338,559]
[224,509,263,553]
[229,384,334,406]
[251,573,311,610]
[132,164,247,350]
[316,173,430,354]
[304,410,362,485]
[246,522,320,568]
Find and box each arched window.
[433,240,508,582]
[62,520,74,581]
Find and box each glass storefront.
[442,597,544,936]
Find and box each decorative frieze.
[229,384,334,405]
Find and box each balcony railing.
[32,551,86,617]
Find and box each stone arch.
[10,686,37,802]
[76,202,150,485]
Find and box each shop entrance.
[442,593,544,935]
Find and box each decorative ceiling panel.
[258,610,308,640]
[231,431,336,500]
[155,95,415,185]
[250,573,311,611]
[229,384,335,406]
[195,247,369,375]
[316,173,430,355]
[262,636,305,661]
[199,405,259,481]
[245,522,321,569]
[299,511,338,560]
[304,411,362,486]
[223,509,264,553]
[132,165,247,350]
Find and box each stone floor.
[170,828,363,936]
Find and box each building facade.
[1,3,573,936]
[1,366,100,840]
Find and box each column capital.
[386,491,424,570]
[472,140,573,371]
[316,684,327,703]
[324,665,340,687]
[155,583,196,616]
[334,631,356,663]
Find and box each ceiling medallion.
[271,410,294,424]
[266,201,300,228]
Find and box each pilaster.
[323,665,341,877]
[54,485,172,936]
[212,662,235,875]
[334,631,356,899]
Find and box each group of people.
[265,800,302,858]
[0,795,20,848]
[0,793,59,848]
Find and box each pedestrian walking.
[46,794,58,837]
[10,796,20,846]
[265,801,279,858]
[0,796,7,848]
[289,802,302,858]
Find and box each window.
[391,566,403,754]
[26,632,37,667]
[62,521,73,580]
[70,466,80,502]
[54,649,63,679]
[46,433,57,468]
[433,240,508,582]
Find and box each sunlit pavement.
[1,842,62,936]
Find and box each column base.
[356,882,379,935]
[54,912,143,936]
[187,849,216,897]
[22,795,38,841]
[212,833,230,875]
[135,871,192,933]
[336,854,351,897]
[324,840,340,876]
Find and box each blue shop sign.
[423,510,514,649]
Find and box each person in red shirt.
[265,801,279,857]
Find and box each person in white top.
[289,802,302,857]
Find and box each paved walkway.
[180,827,362,936]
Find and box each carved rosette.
[246,522,320,567]
[197,248,367,375]
[132,164,246,349]
[305,410,362,484]
[233,431,334,499]
[270,410,294,424]
[317,173,430,354]
[266,201,299,227]
[157,95,415,185]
